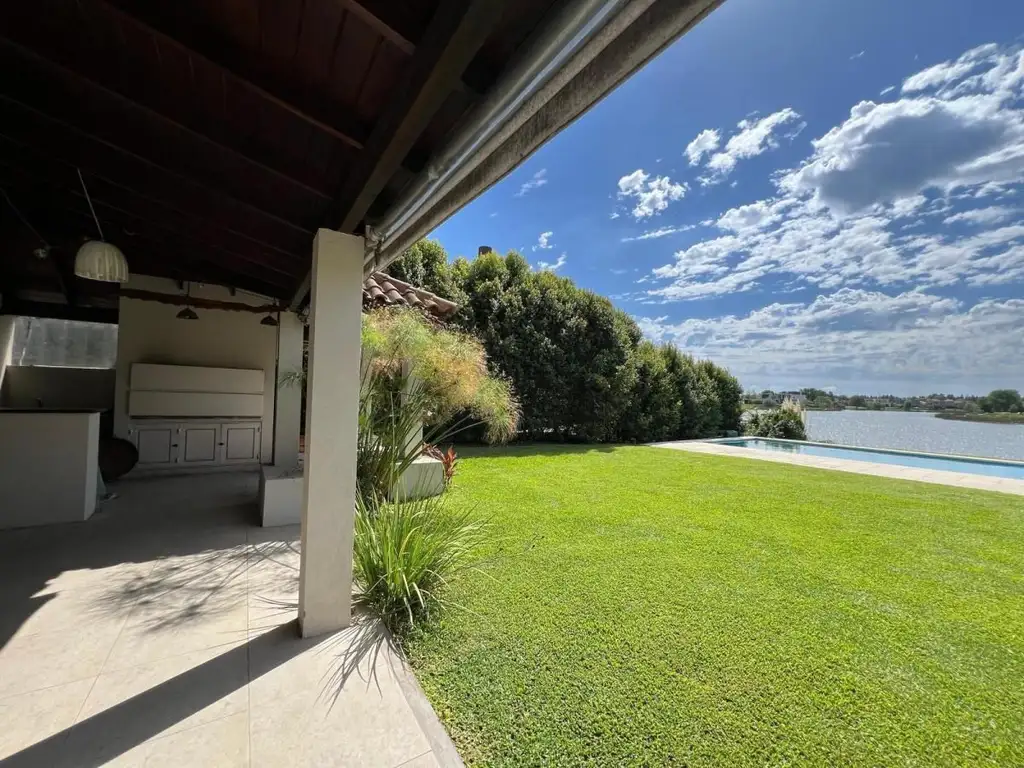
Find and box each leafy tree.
[744,403,807,439]
[617,342,680,442]
[385,239,467,306]
[980,389,1022,413]
[383,241,744,444]
[848,395,867,408]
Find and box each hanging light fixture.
[260,313,279,327]
[176,282,199,320]
[74,169,129,283]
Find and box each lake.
[804,410,1024,461]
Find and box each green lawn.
[406,445,1024,767]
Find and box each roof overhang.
[0,0,723,322]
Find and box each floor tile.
[0,623,120,699]
[248,619,432,768]
[65,710,250,768]
[104,601,249,670]
[0,677,95,760]
[78,642,249,738]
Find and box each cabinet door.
[132,425,177,467]
[221,422,261,463]
[180,424,221,466]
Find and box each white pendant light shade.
[74,240,129,283]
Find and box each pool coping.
[650,439,1024,496]
[703,436,1024,468]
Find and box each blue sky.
[431,0,1024,395]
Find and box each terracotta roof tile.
[361,271,457,319]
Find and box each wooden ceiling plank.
[332,0,506,234]
[341,0,416,55]
[0,94,313,239]
[3,193,294,295]
[0,35,332,202]
[0,135,306,263]
[0,172,299,281]
[97,0,368,150]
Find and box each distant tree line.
[979,389,1022,413]
[388,241,742,443]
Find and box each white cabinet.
[134,424,177,468]
[128,420,261,470]
[180,424,221,466]
[222,423,261,463]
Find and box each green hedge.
[389,242,742,443]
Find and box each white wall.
[1,367,115,410]
[0,315,14,393]
[114,276,280,463]
[0,412,98,529]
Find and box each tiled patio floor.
[0,471,459,768]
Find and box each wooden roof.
[0,0,560,314]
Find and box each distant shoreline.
[934,412,1024,425]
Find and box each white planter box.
[391,456,445,502]
[259,465,303,526]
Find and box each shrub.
[744,401,807,440]
[423,444,458,486]
[352,492,488,638]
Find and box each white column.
[273,311,304,468]
[298,230,363,637]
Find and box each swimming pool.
[712,438,1024,480]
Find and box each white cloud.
[536,253,567,272]
[515,168,548,197]
[685,129,721,165]
[716,199,794,232]
[701,108,802,184]
[632,41,1024,392]
[901,43,1001,94]
[609,212,620,220]
[850,50,865,60]
[534,231,554,250]
[880,85,896,96]
[943,205,1017,225]
[489,212,498,218]
[645,191,1024,302]
[620,224,696,242]
[617,169,688,219]
[636,291,1024,392]
[781,97,1024,214]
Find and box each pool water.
[715,438,1024,480]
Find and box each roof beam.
[341,1,416,55]
[0,298,118,325]
[93,0,368,151]
[340,0,487,96]
[290,0,503,309]
[0,174,299,285]
[4,193,294,297]
[331,0,504,234]
[0,35,332,201]
[0,96,314,249]
[0,135,308,262]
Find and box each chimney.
[477,245,493,256]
